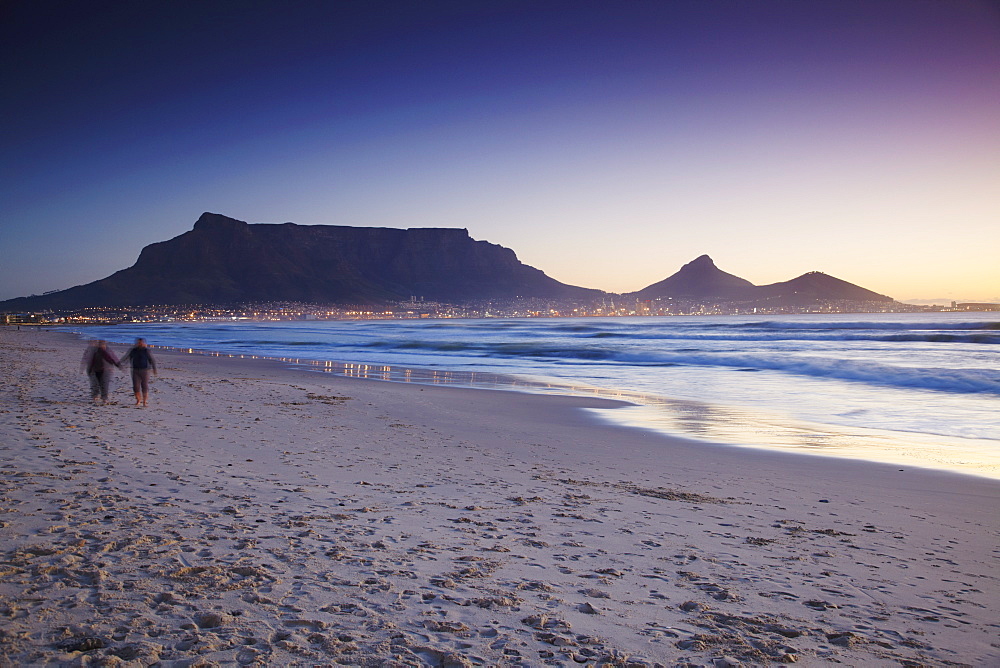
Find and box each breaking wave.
[347,338,1000,395]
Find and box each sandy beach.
[1,327,997,667]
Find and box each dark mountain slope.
[754,271,893,304]
[631,255,756,300]
[0,213,601,309]
[632,256,894,306]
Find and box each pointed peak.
[631,254,754,299]
[677,255,719,272]
[687,254,715,266]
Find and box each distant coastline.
[9,296,996,327]
[0,215,918,315]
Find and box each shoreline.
[2,326,998,666]
[54,324,1000,481]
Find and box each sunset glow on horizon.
[2,1,998,303]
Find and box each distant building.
[2,313,43,325]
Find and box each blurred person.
[81,340,121,404]
[122,338,158,406]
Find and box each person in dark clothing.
[81,340,121,404]
[123,338,158,406]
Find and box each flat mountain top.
[0,213,601,310]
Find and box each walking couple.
[82,338,158,406]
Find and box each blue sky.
[2,0,998,302]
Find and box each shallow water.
[63,313,1000,478]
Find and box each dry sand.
[1,326,997,667]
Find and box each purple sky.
[2,0,998,302]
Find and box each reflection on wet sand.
[586,402,1000,479]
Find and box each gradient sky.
[2,0,998,303]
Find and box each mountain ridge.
[0,213,895,311]
[0,213,601,310]
[631,255,756,301]
[630,256,893,304]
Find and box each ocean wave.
[348,337,1000,394]
[360,338,618,360]
[879,334,1000,344]
[362,340,475,352]
[568,322,1000,343]
[634,352,1000,395]
[551,324,604,333]
[581,348,1000,394]
[569,331,999,344]
[218,339,328,346]
[723,320,1000,331]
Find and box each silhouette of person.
[81,340,121,404]
[123,338,158,406]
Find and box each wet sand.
[1,326,997,666]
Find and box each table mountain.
[1,213,602,309]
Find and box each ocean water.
[63,313,1000,478]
